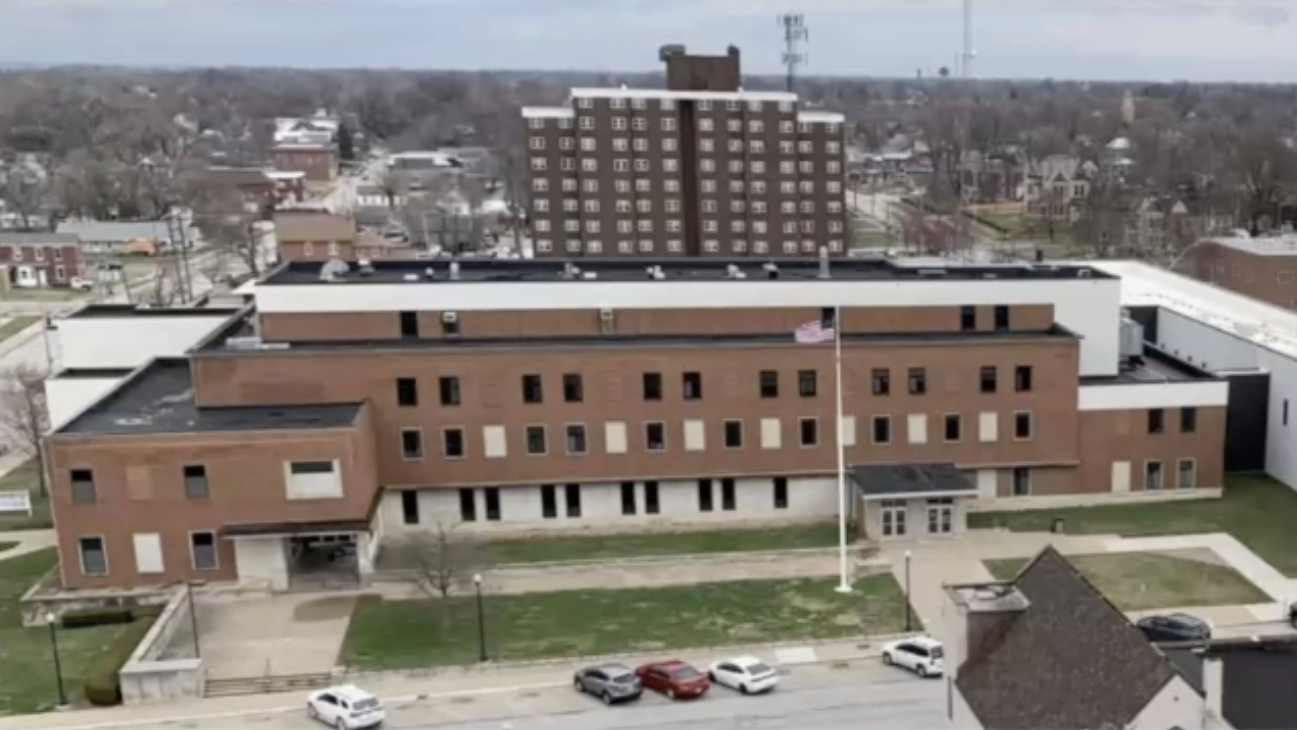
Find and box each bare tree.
[0,365,50,497]
[3,172,49,229]
[394,523,493,629]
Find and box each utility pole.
[777,13,809,94]
[962,0,975,79]
[165,210,193,302]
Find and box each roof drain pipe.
[818,246,831,279]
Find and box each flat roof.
[797,111,846,124]
[63,304,242,320]
[1206,235,1297,257]
[567,88,799,102]
[53,368,135,379]
[850,463,977,499]
[56,358,363,437]
[1090,260,1297,361]
[521,107,574,119]
[1079,346,1218,386]
[262,257,1114,287]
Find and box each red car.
[635,660,710,700]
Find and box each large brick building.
[43,255,1236,592]
[522,46,849,258]
[1189,236,1297,312]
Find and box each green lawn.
[0,542,16,553]
[970,476,1297,577]
[0,549,143,715]
[0,461,51,531]
[340,574,908,670]
[0,317,38,344]
[488,523,840,565]
[984,552,1270,612]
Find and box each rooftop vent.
[818,246,831,279]
[582,271,598,280]
[319,257,349,283]
[763,262,780,280]
[403,274,419,282]
[449,261,461,281]
[423,267,436,280]
[564,263,581,280]
[357,259,374,277]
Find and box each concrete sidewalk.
[0,637,899,730]
[0,528,56,560]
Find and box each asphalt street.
[113,661,943,730]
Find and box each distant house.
[959,150,1026,203]
[204,167,306,211]
[54,219,196,257]
[944,547,1207,729]
[273,111,340,146]
[273,210,357,261]
[273,143,338,183]
[1025,155,1093,224]
[1124,195,1235,254]
[0,231,84,288]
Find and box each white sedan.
[707,655,780,694]
[881,637,945,678]
[306,685,386,729]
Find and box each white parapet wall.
[46,374,126,431]
[55,312,233,370]
[1077,380,1230,411]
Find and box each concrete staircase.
[204,672,334,698]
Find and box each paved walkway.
[189,592,357,679]
[0,528,56,560]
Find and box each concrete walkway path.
[0,528,56,560]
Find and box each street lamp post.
[473,573,488,663]
[904,551,913,632]
[46,612,69,710]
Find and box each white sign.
[0,490,33,515]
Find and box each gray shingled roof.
[955,547,1178,729]
[0,232,79,246]
[55,220,170,243]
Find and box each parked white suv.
[881,636,945,678]
[306,685,385,729]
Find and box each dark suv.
[1137,613,1212,642]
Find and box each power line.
[777,13,809,94]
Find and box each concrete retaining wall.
[966,487,1223,513]
[19,582,173,628]
[119,587,206,704]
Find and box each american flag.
[794,311,837,344]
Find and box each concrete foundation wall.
[119,587,206,705]
[380,475,840,537]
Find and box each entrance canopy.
[849,463,979,501]
[219,518,368,538]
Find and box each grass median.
[0,549,145,715]
[985,551,1270,612]
[340,573,908,671]
[969,475,1297,577]
[486,523,839,565]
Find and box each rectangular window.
[78,536,107,575]
[401,490,420,525]
[994,305,1010,331]
[645,422,666,451]
[401,429,424,459]
[644,481,660,514]
[724,420,743,448]
[289,461,334,475]
[484,487,501,520]
[183,465,208,499]
[565,484,582,517]
[682,372,703,400]
[441,313,460,336]
[526,425,548,455]
[908,368,927,395]
[1145,461,1164,491]
[522,374,544,404]
[1012,467,1031,496]
[1014,412,1033,440]
[773,477,788,510]
[1014,366,1033,392]
[643,372,662,401]
[621,481,637,515]
[399,311,419,338]
[459,488,477,521]
[541,485,558,519]
[872,416,891,444]
[798,370,818,397]
[190,532,218,570]
[1177,459,1197,490]
[759,370,779,398]
[980,367,997,394]
[396,377,418,406]
[960,306,976,331]
[799,418,819,447]
[1148,409,1165,434]
[1180,407,1197,433]
[697,479,713,511]
[944,414,962,442]
[438,376,461,406]
[872,369,890,396]
[71,469,96,503]
[721,478,736,511]
[565,424,587,454]
[563,374,584,403]
[443,428,465,458]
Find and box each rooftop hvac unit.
[1119,317,1144,362]
[599,307,615,322]
[442,311,458,324]
[225,336,264,350]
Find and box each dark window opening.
[1014,366,1033,392]
[1148,408,1165,434]
[443,428,465,458]
[871,369,890,396]
[71,468,96,503]
[621,481,637,515]
[773,477,788,509]
[798,370,817,397]
[78,537,106,575]
[643,372,663,401]
[993,305,1010,331]
[441,312,460,335]
[944,414,961,442]
[960,306,976,331]
[908,368,927,395]
[682,372,703,400]
[872,416,891,444]
[1015,412,1033,439]
[980,366,997,394]
[522,374,544,404]
[565,484,582,517]
[399,310,419,338]
[484,487,501,521]
[401,490,420,525]
[526,425,547,455]
[566,424,587,454]
[396,377,418,406]
[563,373,584,403]
[439,376,461,406]
[183,465,208,499]
[644,481,660,514]
[541,485,558,519]
[723,420,743,448]
[401,429,424,459]
[1180,407,1197,434]
[698,479,713,511]
[759,370,779,398]
[459,488,477,521]
[799,418,819,446]
[721,478,736,511]
[1012,467,1031,496]
[645,422,666,451]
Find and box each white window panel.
[483,425,507,458]
[907,414,928,445]
[605,422,628,454]
[1111,461,1131,493]
[133,533,164,574]
[840,416,857,447]
[978,412,998,443]
[684,420,706,452]
[760,418,782,449]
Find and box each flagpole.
[833,303,852,594]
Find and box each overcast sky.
[2,0,1295,82]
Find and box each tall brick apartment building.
[523,46,849,258]
[43,255,1236,592]
[1190,236,1297,311]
